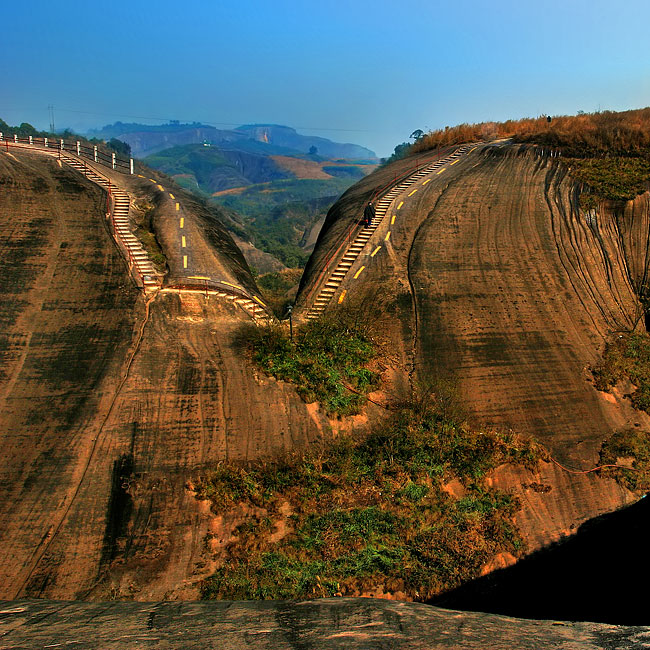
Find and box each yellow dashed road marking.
[157,184,164,191]
[422,179,431,185]
[338,289,347,304]
[385,231,391,242]
[176,202,180,212]
[437,168,446,175]
[137,174,145,178]
[183,255,188,269]
[408,189,418,196]
[182,236,186,247]
[169,193,175,199]
[469,146,477,153]
[391,214,396,224]
[450,159,459,165]
[188,276,211,280]
[397,201,404,210]
[253,296,266,306]
[222,281,243,290]
[180,217,184,228]
[353,266,365,279]
[149,178,156,183]
[370,246,381,257]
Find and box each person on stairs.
[363,201,375,227]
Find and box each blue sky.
[2,0,649,157]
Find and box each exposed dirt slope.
[0,150,334,601]
[296,143,647,551]
[1,597,646,649]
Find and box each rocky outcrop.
[296,142,649,557]
[0,150,335,601]
[1,598,648,649]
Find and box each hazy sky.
[3,0,650,157]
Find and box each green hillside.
[217,180,352,268]
[144,144,361,270]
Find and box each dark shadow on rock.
[430,496,650,625]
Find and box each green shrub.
[239,314,379,416]
[599,428,650,492]
[593,333,650,413]
[568,157,650,205]
[195,394,542,601]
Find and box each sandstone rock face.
[0,150,334,601]
[1,598,648,649]
[296,143,649,553]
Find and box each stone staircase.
[305,144,473,320]
[60,155,159,291]
[14,142,273,322]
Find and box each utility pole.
[48,105,55,133]
[287,304,294,341]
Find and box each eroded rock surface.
[2,598,649,649]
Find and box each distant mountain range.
[142,142,377,272]
[86,121,378,274]
[88,121,377,161]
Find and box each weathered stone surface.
[1,598,649,649]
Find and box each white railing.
[0,132,134,174]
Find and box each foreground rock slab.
[1,598,649,649]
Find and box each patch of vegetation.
[214,179,352,268]
[238,312,378,415]
[257,269,302,317]
[599,428,650,492]
[132,201,166,272]
[592,333,650,412]
[569,157,650,208]
[381,141,412,165]
[195,393,543,601]
[410,108,650,156]
[0,116,132,154]
[321,165,365,179]
[105,138,131,157]
[405,109,650,206]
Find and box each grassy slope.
[195,317,543,601]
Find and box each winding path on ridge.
[3,139,271,322]
[301,144,478,319]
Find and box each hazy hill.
[88,121,378,160]
[143,143,377,271]
[236,124,377,161]
[144,144,294,193]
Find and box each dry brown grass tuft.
[411,108,650,158]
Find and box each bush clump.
[568,157,650,206]
[195,395,543,601]
[593,333,650,413]
[599,428,650,492]
[239,313,379,415]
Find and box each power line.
[0,106,375,134]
